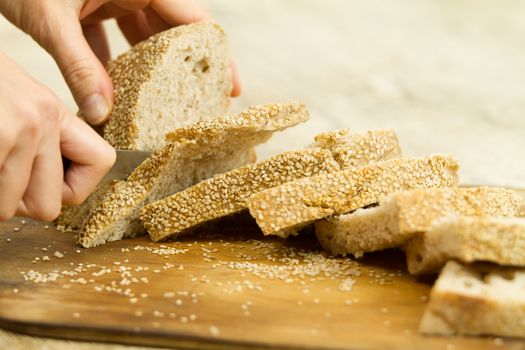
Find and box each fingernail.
[80,93,109,125]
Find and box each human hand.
[0,0,241,126]
[0,53,116,221]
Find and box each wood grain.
[1,193,525,350]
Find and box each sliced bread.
[246,155,459,238]
[76,102,308,248]
[406,216,525,275]
[315,187,521,258]
[141,129,401,241]
[102,23,232,151]
[419,260,525,338]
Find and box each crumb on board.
[209,326,220,337]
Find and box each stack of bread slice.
[141,129,402,241]
[57,22,525,340]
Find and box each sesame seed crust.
[141,128,402,241]
[141,149,341,242]
[406,216,525,275]
[246,154,460,237]
[396,187,521,233]
[78,102,308,248]
[310,129,401,168]
[166,101,309,143]
[315,187,521,258]
[102,23,231,150]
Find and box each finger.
[0,135,36,221]
[143,6,170,34]
[42,12,113,125]
[0,128,14,168]
[17,130,62,222]
[116,11,155,46]
[82,22,111,66]
[80,1,150,23]
[230,60,242,97]
[150,0,212,25]
[60,112,116,205]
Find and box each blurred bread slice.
[315,187,521,258]
[420,260,525,338]
[406,216,525,274]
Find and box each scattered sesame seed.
[209,326,220,337]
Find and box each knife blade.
[101,150,152,182]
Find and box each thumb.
[44,16,113,125]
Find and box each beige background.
[1,0,525,349]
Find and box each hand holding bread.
[0,0,241,126]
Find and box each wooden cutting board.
[0,190,524,350]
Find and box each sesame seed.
[209,326,220,337]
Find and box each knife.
[101,150,152,182]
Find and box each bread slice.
[246,155,459,238]
[315,187,521,258]
[141,129,401,241]
[406,216,525,275]
[102,23,232,151]
[75,102,308,248]
[419,260,525,337]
